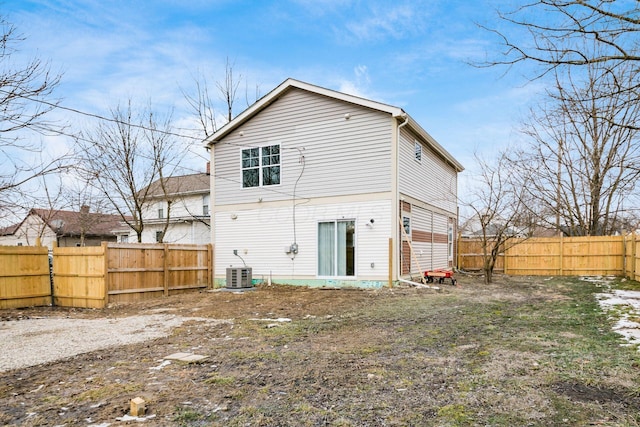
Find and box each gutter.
[394,113,409,284]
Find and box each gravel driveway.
[0,314,228,372]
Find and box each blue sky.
[4,0,540,184]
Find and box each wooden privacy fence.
[0,245,51,309]
[53,242,213,308]
[458,235,636,277]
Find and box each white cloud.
[335,64,376,100]
[343,4,429,42]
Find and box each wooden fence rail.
[0,246,51,309]
[458,235,635,278]
[54,242,214,308]
[0,243,213,310]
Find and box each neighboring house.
[205,78,464,288]
[460,223,528,239]
[0,206,121,249]
[117,172,211,244]
[459,216,557,239]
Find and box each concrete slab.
[164,352,209,363]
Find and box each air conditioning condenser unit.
[226,267,252,289]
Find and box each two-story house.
[205,78,463,288]
[117,172,211,244]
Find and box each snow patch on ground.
[594,278,640,348]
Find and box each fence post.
[388,237,393,288]
[102,242,109,308]
[51,241,57,307]
[163,244,169,297]
[559,234,564,276]
[207,243,213,289]
[633,233,637,281]
[623,233,627,278]
[503,240,508,275]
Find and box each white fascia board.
[145,189,209,200]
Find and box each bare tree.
[217,57,242,123]
[483,1,640,74]
[465,151,530,284]
[145,108,186,243]
[513,61,640,236]
[75,101,184,243]
[182,73,219,139]
[0,16,65,215]
[183,59,260,138]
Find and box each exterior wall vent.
[226,267,252,289]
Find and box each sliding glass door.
[318,220,355,277]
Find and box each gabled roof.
[0,222,20,236]
[204,78,464,172]
[30,208,123,238]
[141,173,210,199]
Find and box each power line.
[0,88,205,141]
[2,89,312,199]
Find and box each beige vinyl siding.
[214,88,393,206]
[407,206,450,273]
[214,198,391,282]
[398,128,457,214]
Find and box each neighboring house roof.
[204,78,464,172]
[0,223,20,236]
[142,173,210,199]
[27,208,124,238]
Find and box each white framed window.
[120,235,129,243]
[242,144,280,188]
[318,220,355,277]
[155,231,164,243]
[203,194,210,216]
[402,216,411,238]
[414,140,422,163]
[157,202,164,219]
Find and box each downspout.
[395,113,409,282]
[207,145,215,287]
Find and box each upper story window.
[242,144,280,188]
[414,141,422,163]
[157,203,164,219]
[203,194,210,216]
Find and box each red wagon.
[424,269,457,286]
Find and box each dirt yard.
[1,274,640,426]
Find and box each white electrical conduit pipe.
[398,277,440,290]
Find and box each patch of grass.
[6,275,640,427]
[203,374,235,386]
[228,349,277,360]
[77,382,141,402]
[173,406,204,426]
[0,384,13,397]
[437,403,470,425]
[41,394,66,405]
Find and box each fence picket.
[458,235,626,277]
[0,243,214,309]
